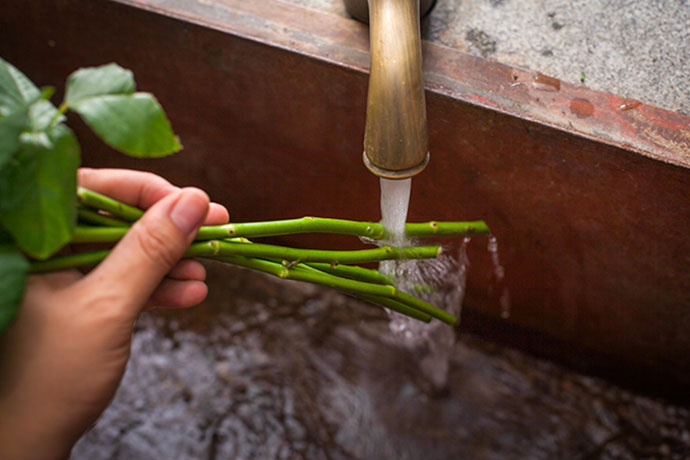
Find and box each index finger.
[77,168,178,210]
[77,168,229,225]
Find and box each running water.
[379,177,411,244]
[378,178,412,277]
[377,177,469,390]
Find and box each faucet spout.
[359,0,430,179]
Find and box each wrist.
[0,393,77,460]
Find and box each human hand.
[0,168,229,460]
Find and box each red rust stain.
[569,98,594,119]
[468,93,501,110]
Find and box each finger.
[79,167,229,223]
[146,279,208,309]
[206,203,229,225]
[168,259,206,281]
[77,168,179,210]
[77,187,209,317]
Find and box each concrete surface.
[287,0,690,116]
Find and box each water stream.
[378,177,412,278]
[379,178,412,244]
[377,177,468,390]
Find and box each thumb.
[79,187,209,317]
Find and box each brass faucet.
[345,0,435,179]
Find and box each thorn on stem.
[285,259,302,269]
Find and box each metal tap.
[345,0,435,179]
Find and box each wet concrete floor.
[73,263,690,459]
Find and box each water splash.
[386,240,471,391]
[376,178,473,389]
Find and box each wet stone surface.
[73,264,690,459]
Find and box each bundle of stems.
[31,188,490,326]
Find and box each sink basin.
[2,0,689,398]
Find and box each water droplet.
[618,101,641,111]
[500,289,511,318]
[531,72,561,92]
[359,236,377,245]
[487,236,505,281]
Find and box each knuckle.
[142,173,174,193]
[133,221,180,269]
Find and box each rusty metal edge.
[109,0,690,169]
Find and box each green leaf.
[64,63,135,105]
[0,107,28,170]
[0,57,40,117]
[0,246,29,333]
[63,63,179,157]
[71,93,180,157]
[0,124,80,259]
[28,99,63,131]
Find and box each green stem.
[49,101,69,126]
[404,221,490,237]
[212,255,451,324]
[74,188,490,240]
[71,219,490,244]
[197,217,386,240]
[354,293,431,323]
[197,218,489,240]
[72,226,130,242]
[31,240,440,272]
[77,208,130,227]
[77,187,144,221]
[287,263,428,322]
[61,189,473,327]
[29,246,454,324]
[304,262,394,285]
[30,249,111,272]
[189,240,442,265]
